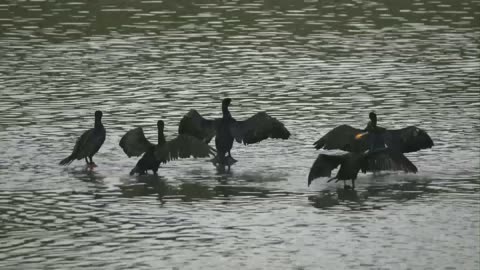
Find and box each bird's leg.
[85,157,89,166]
[352,179,355,189]
[226,151,237,166]
[215,164,226,174]
[220,154,225,165]
[220,152,228,167]
[214,152,226,167]
[343,180,352,190]
[88,156,97,168]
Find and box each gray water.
[1,0,479,269]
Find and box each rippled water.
[1,0,479,269]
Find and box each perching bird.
[308,148,418,189]
[313,111,433,153]
[119,120,215,175]
[178,98,291,169]
[59,110,106,167]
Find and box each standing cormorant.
[308,148,418,189]
[59,110,106,167]
[178,98,291,169]
[313,111,433,153]
[119,120,215,175]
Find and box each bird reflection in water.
[118,176,215,203]
[117,174,277,203]
[336,188,361,202]
[69,167,105,183]
[119,175,171,201]
[309,179,433,210]
[212,168,287,186]
[213,185,269,198]
[365,179,433,202]
[215,164,234,176]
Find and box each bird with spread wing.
[309,111,432,189]
[313,112,434,153]
[119,120,215,175]
[178,98,291,169]
[308,148,418,189]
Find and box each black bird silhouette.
[313,112,433,153]
[308,148,418,189]
[178,98,291,169]
[119,120,215,175]
[59,110,106,167]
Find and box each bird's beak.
[355,132,367,140]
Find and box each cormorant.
[178,98,291,169]
[59,110,106,167]
[360,111,388,151]
[313,111,433,153]
[119,120,215,175]
[308,148,418,189]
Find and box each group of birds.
[59,98,434,189]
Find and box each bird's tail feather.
[129,166,138,176]
[327,177,337,183]
[313,137,325,150]
[59,155,74,166]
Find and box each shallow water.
[0,0,479,269]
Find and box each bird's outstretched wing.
[229,112,290,145]
[364,148,418,174]
[178,109,220,143]
[313,124,368,152]
[383,126,434,153]
[119,127,153,157]
[308,154,344,186]
[155,134,216,163]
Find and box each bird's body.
[363,112,387,151]
[59,111,106,167]
[178,98,291,169]
[308,148,418,189]
[130,146,160,175]
[215,102,236,164]
[120,120,215,175]
[334,153,365,181]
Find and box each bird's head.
[95,110,103,119]
[222,98,232,107]
[369,111,377,122]
[157,120,165,130]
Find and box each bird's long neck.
[157,128,166,145]
[94,117,103,129]
[370,114,377,128]
[222,104,232,119]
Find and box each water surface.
[0,0,479,269]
